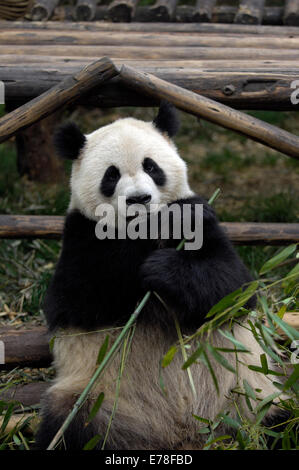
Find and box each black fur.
[43,195,255,332]
[100,165,121,197]
[153,101,180,138]
[143,157,166,187]
[54,122,86,160]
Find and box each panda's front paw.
[140,248,179,298]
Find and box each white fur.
[69,118,193,222]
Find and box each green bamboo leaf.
[202,349,219,395]
[205,288,242,319]
[86,392,105,424]
[254,392,281,414]
[271,313,299,341]
[206,344,236,374]
[203,435,232,448]
[218,329,250,352]
[260,353,269,374]
[83,434,102,450]
[1,403,15,433]
[221,414,241,430]
[161,345,177,368]
[283,365,299,391]
[259,244,297,275]
[49,335,56,352]
[192,414,210,424]
[243,379,256,400]
[96,335,109,365]
[182,343,203,370]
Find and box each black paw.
[140,248,179,298]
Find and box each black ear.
[53,122,86,160]
[153,101,180,138]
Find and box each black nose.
[126,194,152,205]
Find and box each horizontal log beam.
[0,382,49,406]
[0,215,298,245]
[2,21,298,35]
[1,62,298,110]
[120,65,299,158]
[2,29,299,49]
[0,326,51,370]
[2,44,299,61]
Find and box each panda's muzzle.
[126,194,152,206]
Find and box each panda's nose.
[126,194,152,205]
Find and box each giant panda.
[35,102,285,450]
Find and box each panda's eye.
[143,157,166,187]
[100,165,121,197]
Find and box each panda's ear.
[53,122,86,160]
[153,101,180,138]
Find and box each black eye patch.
[143,158,166,186]
[100,165,121,197]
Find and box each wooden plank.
[0,326,51,370]
[149,0,178,22]
[0,57,118,144]
[1,44,299,61]
[284,0,299,26]
[2,61,298,110]
[0,216,298,245]
[108,0,139,22]
[30,0,59,21]
[73,0,97,21]
[3,29,299,49]
[1,21,298,36]
[0,62,299,110]
[235,0,265,25]
[193,0,216,23]
[0,382,49,405]
[120,65,299,159]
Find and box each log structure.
[0,215,298,246]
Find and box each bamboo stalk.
[120,65,299,159]
[0,57,118,144]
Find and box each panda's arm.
[140,196,256,327]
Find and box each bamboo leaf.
[161,345,177,368]
[271,313,299,341]
[206,344,236,374]
[259,244,297,275]
[86,392,105,424]
[218,329,250,352]
[283,365,299,391]
[96,335,109,365]
[205,288,242,319]
[182,343,204,370]
[83,434,102,450]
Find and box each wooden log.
[4,29,299,49]
[235,0,265,25]
[0,57,118,144]
[0,326,51,370]
[0,216,298,245]
[120,65,299,159]
[108,0,139,22]
[2,61,298,110]
[1,21,297,36]
[284,0,299,26]
[2,44,299,61]
[193,0,216,23]
[149,0,178,22]
[74,0,97,21]
[0,382,49,406]
[30,0,59,21]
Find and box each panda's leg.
[35,392,100,450]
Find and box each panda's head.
[54,102,193,223]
